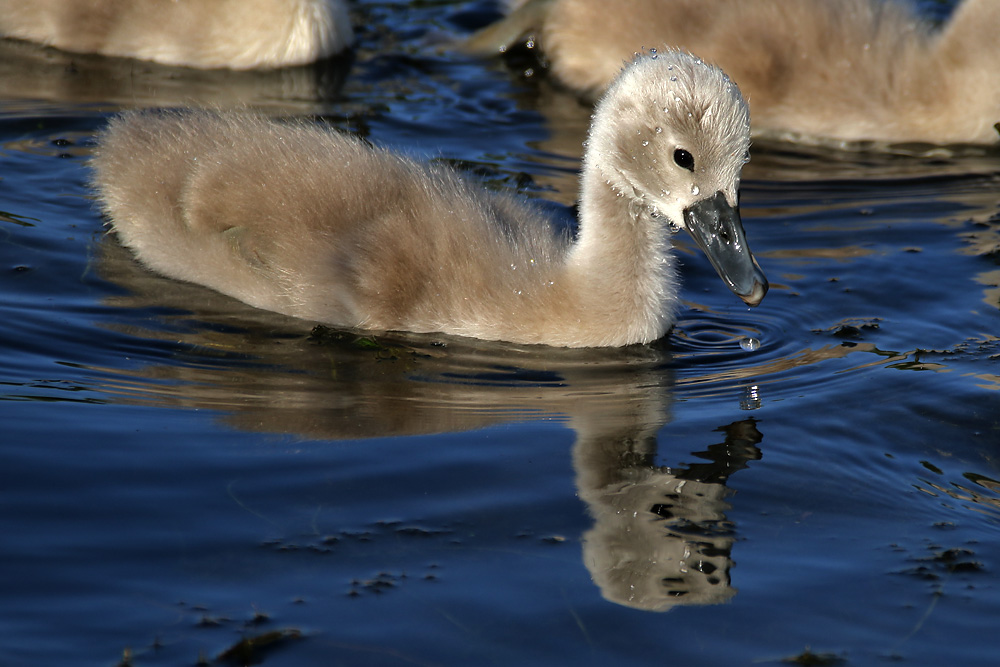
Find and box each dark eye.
[673,148,695,171]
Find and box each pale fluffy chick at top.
[0,0,351,70]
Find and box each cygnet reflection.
[574,418,762,611]
[93,232,765,613]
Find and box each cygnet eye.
[673,148,695,171]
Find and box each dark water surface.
[2,1,999,665]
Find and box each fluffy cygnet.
[93,51,767,348]
[0,0,352,70]
[470,0,1000,145]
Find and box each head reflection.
[574,420,762,611]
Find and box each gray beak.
[683,191,768,306]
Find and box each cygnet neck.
[565,150,677,345]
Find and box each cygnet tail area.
[92,111,356,321]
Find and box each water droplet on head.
[655,126,662,134]
[663,106,670,114]
[650,48,658,59]
[739,337,760,352]
[691,184,700,196]
[660,189,670,197]
[641,140,649,147]
[670,76,677,82]
[667,221,681,233]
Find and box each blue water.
[2,1,1000,665]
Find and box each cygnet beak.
[683,191,768,306]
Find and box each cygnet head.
[584,50,767,306]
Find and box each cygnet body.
[93,51,767,348]
[472,0,1000,145]
[0,0,352,70]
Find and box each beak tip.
[739,279,769,307]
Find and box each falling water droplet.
[739,337,760,352]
